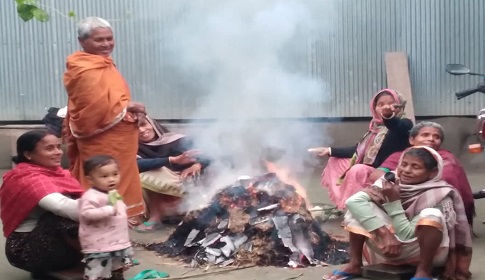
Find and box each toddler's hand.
[108,190,123,205]
[109,205,118,216]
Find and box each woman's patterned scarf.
[337,89,405,184]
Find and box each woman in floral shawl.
[324,146,472,280]
[314,89,413,209]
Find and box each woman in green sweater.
[324,146,472,280]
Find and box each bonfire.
[147,173,349,267]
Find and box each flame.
[218,192,249,209]
[263,160,312,208]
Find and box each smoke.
[162,0,336,210]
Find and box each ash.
[146,173,349,267]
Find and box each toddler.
[79,155,133,280]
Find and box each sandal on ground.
[129,269,169,280]
[322,269,360,280]
[133,221,163,233]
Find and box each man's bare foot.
[128,215,144,227]
[322,264,362,279]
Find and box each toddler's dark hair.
[83,155,118,176]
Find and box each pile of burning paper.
[147,173,348,267]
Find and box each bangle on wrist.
[328,147,332,156]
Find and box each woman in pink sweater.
[78,155,133,280]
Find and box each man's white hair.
[77,17,112,40]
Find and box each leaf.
[68,10,76,18]
[16,0,37,5]
[17,3,36,22]
[32,7,49,22]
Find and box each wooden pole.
[385,52,416,123]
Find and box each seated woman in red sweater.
[0,130,84,278]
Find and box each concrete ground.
[1,116,484,279]
[1,169,485,280]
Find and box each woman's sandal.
[322,269,360,280]
[129,269,169,280]
[133,221,163,233]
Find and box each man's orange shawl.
[63,51,144,217]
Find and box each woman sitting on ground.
[135,116,210,232]
[369,121,475,225]
[0,130,84,278]
[313,89,413,209]
[324,146,472,280]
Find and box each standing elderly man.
[63,17,146,221]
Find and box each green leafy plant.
[15,0,76,22]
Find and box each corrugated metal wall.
[0,0,484,121]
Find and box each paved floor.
[1,170,485,280]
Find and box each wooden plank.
[45,266,84,280]
[363,264,444,280]
[362,264,415,280]
[385,52,415,123]
[46,272,83,280]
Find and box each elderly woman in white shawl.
[324,146,472,280]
